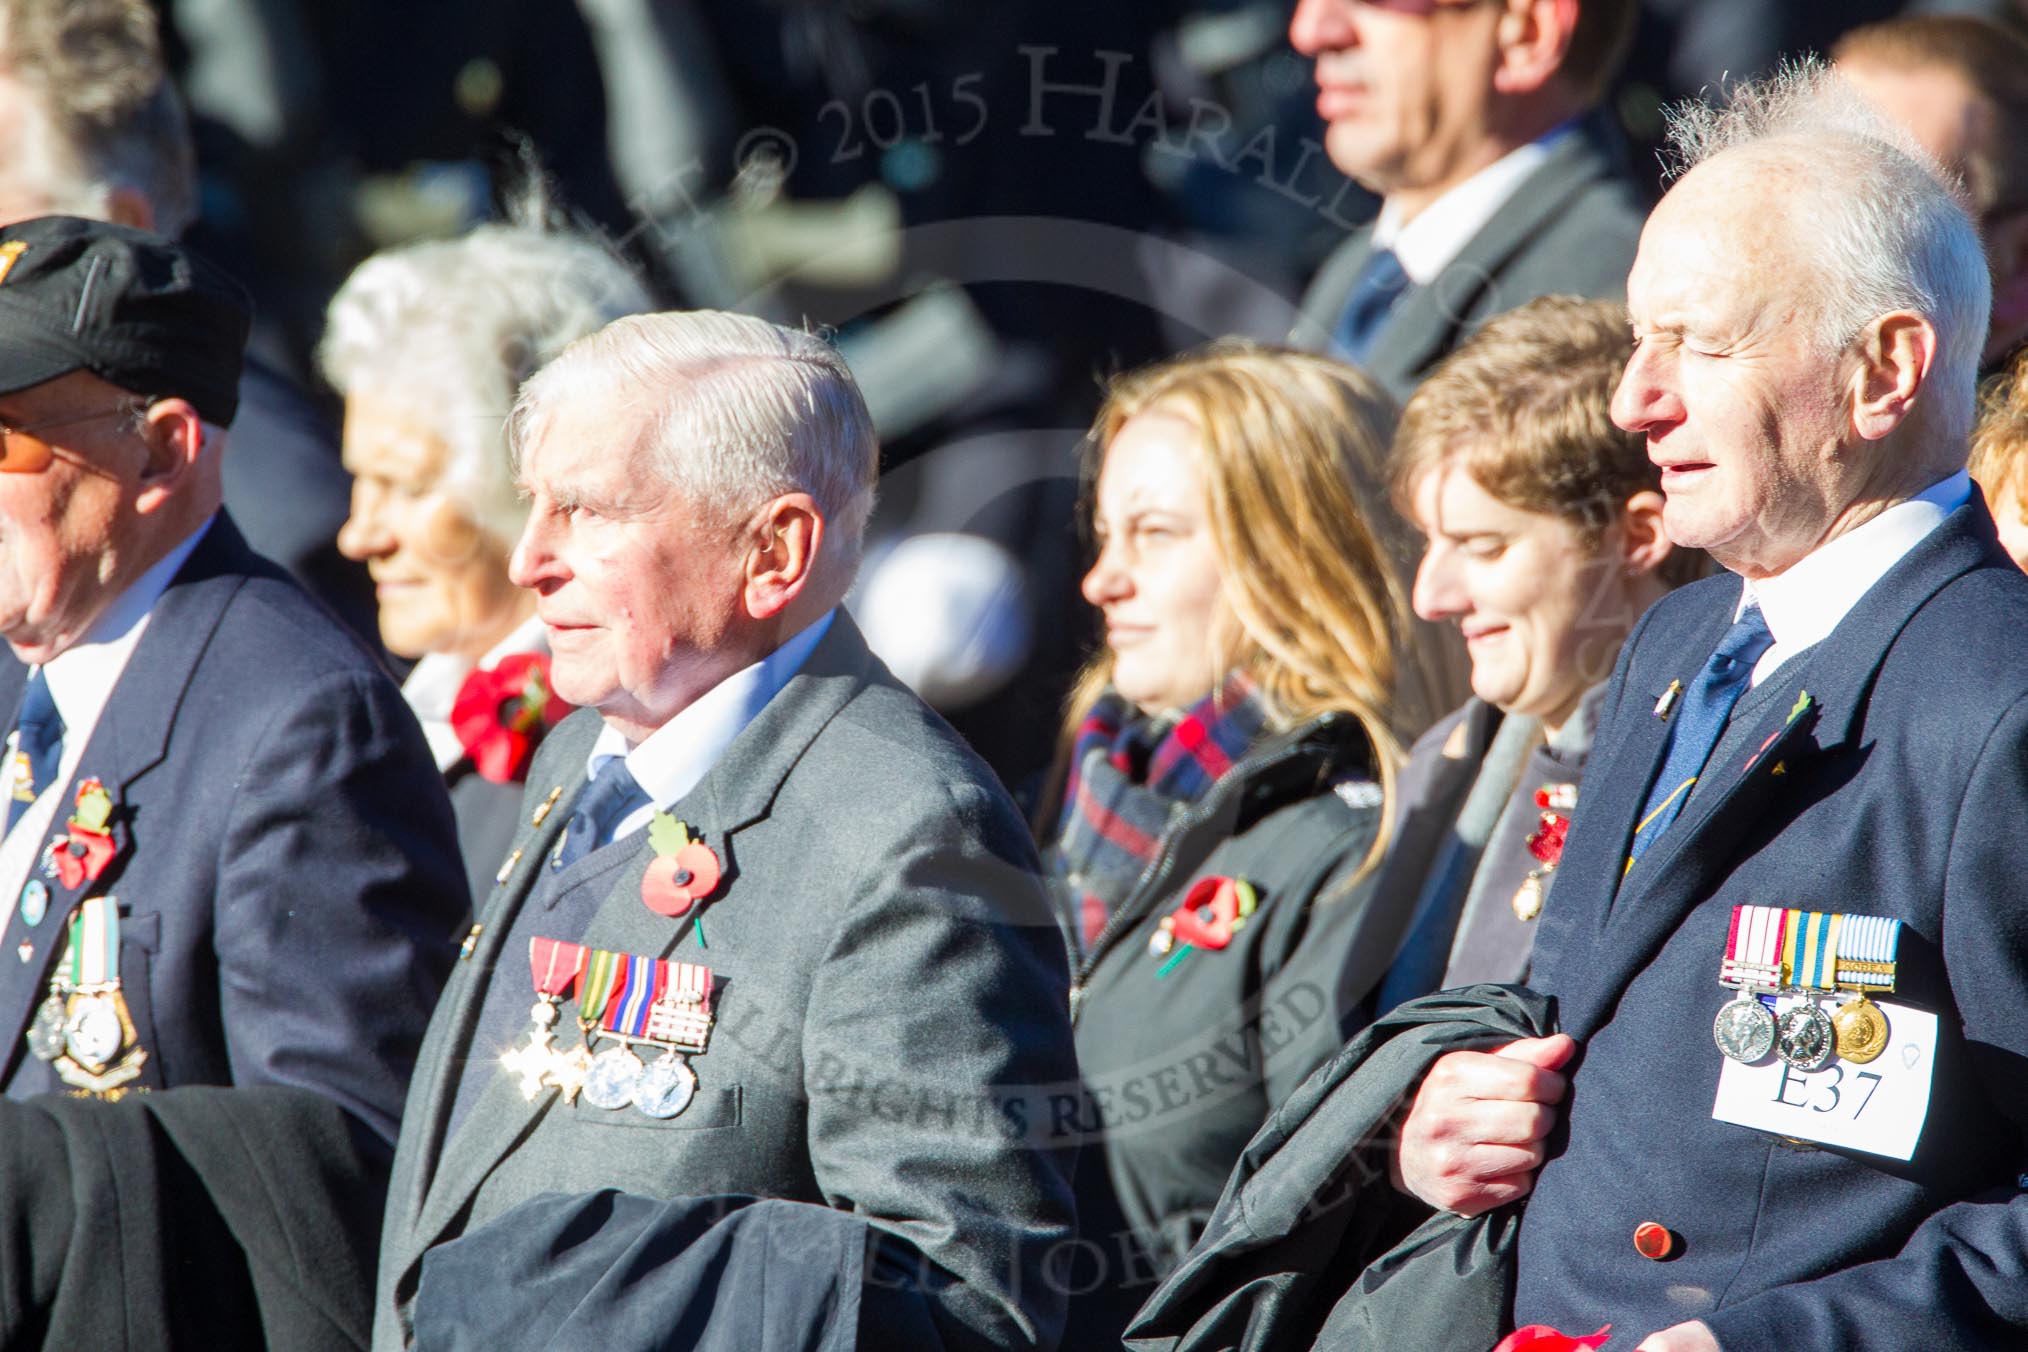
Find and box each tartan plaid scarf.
[1049,674,1270,950]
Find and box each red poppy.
[1490,1325,1612,1352]
[53,824,116,889]
[643,841,723,917]
[1169,876,1257,951]
[1525,784,1578,868]
[452,653,571,784]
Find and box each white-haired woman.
[322,221,652,901]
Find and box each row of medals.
[524,991,702,1120]
[1713,985,1889,1070]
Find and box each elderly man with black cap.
[0,215,464,1136]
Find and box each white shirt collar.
[1372,123,1576,286]
[588,609,836,839]
[402,613,550,771]
[1737,471,1972,684]
[41,516,213,733]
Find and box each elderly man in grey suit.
[373,311,1078,1351]
[1289,0,1648,402]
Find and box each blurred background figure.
[1287,0,1647,401]
[1039,343,1421,1349]
[1369,296,1698,1012]
[1973,348,2028,570]
[0,0,380,645]
[34,0,1997,800]
[322,214,651,901]
[1835,14,2028,375]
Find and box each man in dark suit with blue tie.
[0,215,465,1142]
[1392,62,2028,1350]
[1287,0,1647,403]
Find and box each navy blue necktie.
[5,670,62,838]
[1330,247,1410,365]
[1628,604,1776,861]
[551,757,651,872]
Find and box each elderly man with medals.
[0,217,463,1128]
[373,311,1076,1352]
[1383,59,2028,1352]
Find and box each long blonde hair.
[1044,341,1411,879]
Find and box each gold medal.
[1832,996,1889,1064]
[1512,872,1545,922]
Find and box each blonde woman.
[1040,342,1415,1345]
[1972,348,2028,571]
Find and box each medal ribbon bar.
[1720,904,1786,988]
[71,896,118,988]
[577,948,623,1024]
[1833,914,1900,993]
[529,936,586,996]
[644,960,714,1054]
[605,954,668,1039]
[1782,909,1843,991]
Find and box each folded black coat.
[414,1192,955,1351]
[0,1085,388,1352]
[1124,985,1556,1352]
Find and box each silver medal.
[631,1054,698,1120]
[1713,995,1777,1062]
[27,994,66,1060]
[582,1045,644,1110]
[1775,1002,1836,1071]
[64,994,124,1069]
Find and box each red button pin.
[1633,1222,1678,1261]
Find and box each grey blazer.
[1291,124,1647,402]
[374,615,1079,1352]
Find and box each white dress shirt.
[401,614,551,773]
[1372,123,1576,286]
[1739,471,1973,686]
[587,609,836,845]
[0,517,213,915]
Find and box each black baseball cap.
[0,216,251,425]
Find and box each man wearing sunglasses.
[0,215,465,1145]
[1288,0,1646,403]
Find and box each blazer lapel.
[0,518,251,1086]
[401,614,877,1269]
[402,836,631,1258]
[1375,127,1624,385]
[1553,504,1998,1039]
[389,713,597,1247]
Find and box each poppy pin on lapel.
[641,812,721,918]
[50,778,117,890]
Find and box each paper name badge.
[1711,995,1936,1160]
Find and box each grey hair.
[1662,56,1992,448]
[0,0,195,235]
[509,310,879,589]
[318,222,652,545]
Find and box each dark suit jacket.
[445,762,525,905]
[0,515,468,1146]
[1520,502,2028,1348]
[1292,122,1646,402]
[376,615,1079,1352]
[0,1085,386,1352]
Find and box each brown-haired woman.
[1371,295,1700,1010]
[1038,342,1421,1345]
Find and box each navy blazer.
[0,515,468,1145]
[1518,501,2028,1348]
